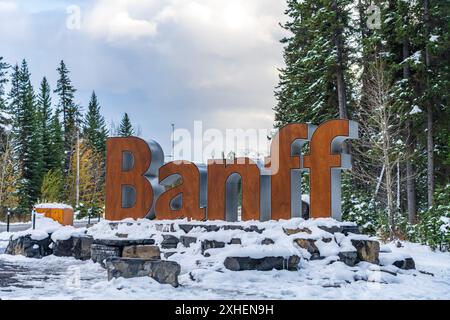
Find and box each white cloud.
[85,0,159,41]
[80,0,287,141]
[0,1,28,39]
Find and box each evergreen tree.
[48,110,64,173]
[83,91,108,155]
[118,113,134,137]
[0,57,10,154]
[0,57,9,119]
[274,0,355,126]
[54,60,79,174]
[10,60,43,213]
[37,77,56,173]
[7,64,20,118]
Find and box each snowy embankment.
[0,217,449,299]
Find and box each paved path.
[0,220,98,233]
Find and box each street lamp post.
[6,208,10,233]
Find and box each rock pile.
[4,217,417,288]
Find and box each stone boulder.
[53,235,93,260]
[161,235,179,249]
[341,225,361,235]
[91,244,121,267]
[261,238,274,245]
[224,256,300,271]
[179,224,220,233]
[229,238,242,245]
[318,225,342,234]
[122,245,161,260]
[6,235,53,259]
[338,251,358,267]
[105,257,181,287]
[393,257,415,270]
[317,225,361,235]
[351,239,380,264]
[180,236,197,248]
[92,238,155,247]
[155,223,176,232]
[294,238,321,260]
[201,240,225,256]
[284,227,312,235]
[179,224,264,234]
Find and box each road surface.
[0,220,98,233]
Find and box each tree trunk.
[332,0,348,120]
[383,129,395,239]
[424,0,434,207]
[403,39,417,224]
[406,120,417,224]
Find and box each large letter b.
[105,137,161,220]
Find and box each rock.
[5,235,53,259]
[222,225,264,233]
[108,222,119,230]
[164,252,176,258]
[261,238,274,245]
[242,225,265,234]
[224,256,300,271]
[178,224,194,233]
[294,238,321,259]
[180,236,197,248]
[52,238,74,257]
[91,244,121,267]
[229,238,241,245]
[221,225,244,231]
[318,225,342,234]
[93,238,155,247]
[53,235,93,260]
[201,240,225,255]
[161,235,179,249]
[115,233,128,238]
[178,224,263,234]
[341,225,361,235]
[105,257,181,287]
[202,225,221,232]
[338,251,358,267]
[72,235,94,260]
[284,227,311,235]
[351,240,380,264]
[155,223,175,232]
[322,237,333,243]
[393,257,415,270]
[179,224,220,233]
[122,245,161,260]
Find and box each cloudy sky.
[0,0,287,155]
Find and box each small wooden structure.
[34,204,74,226]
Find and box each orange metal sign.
[105,119,358,221]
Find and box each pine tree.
[118,113,134,137]
[0,57,10,161]
[54,60,79,175]
[274,0,355,126]
[7,64,20,118]
[0,57,9,115]
[83,91,108,155]
[37,77,56,173]
[10,60,43,213]
[48,110,64,173]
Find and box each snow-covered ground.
[0,218,449,300]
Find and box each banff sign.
[105,119,358,222]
